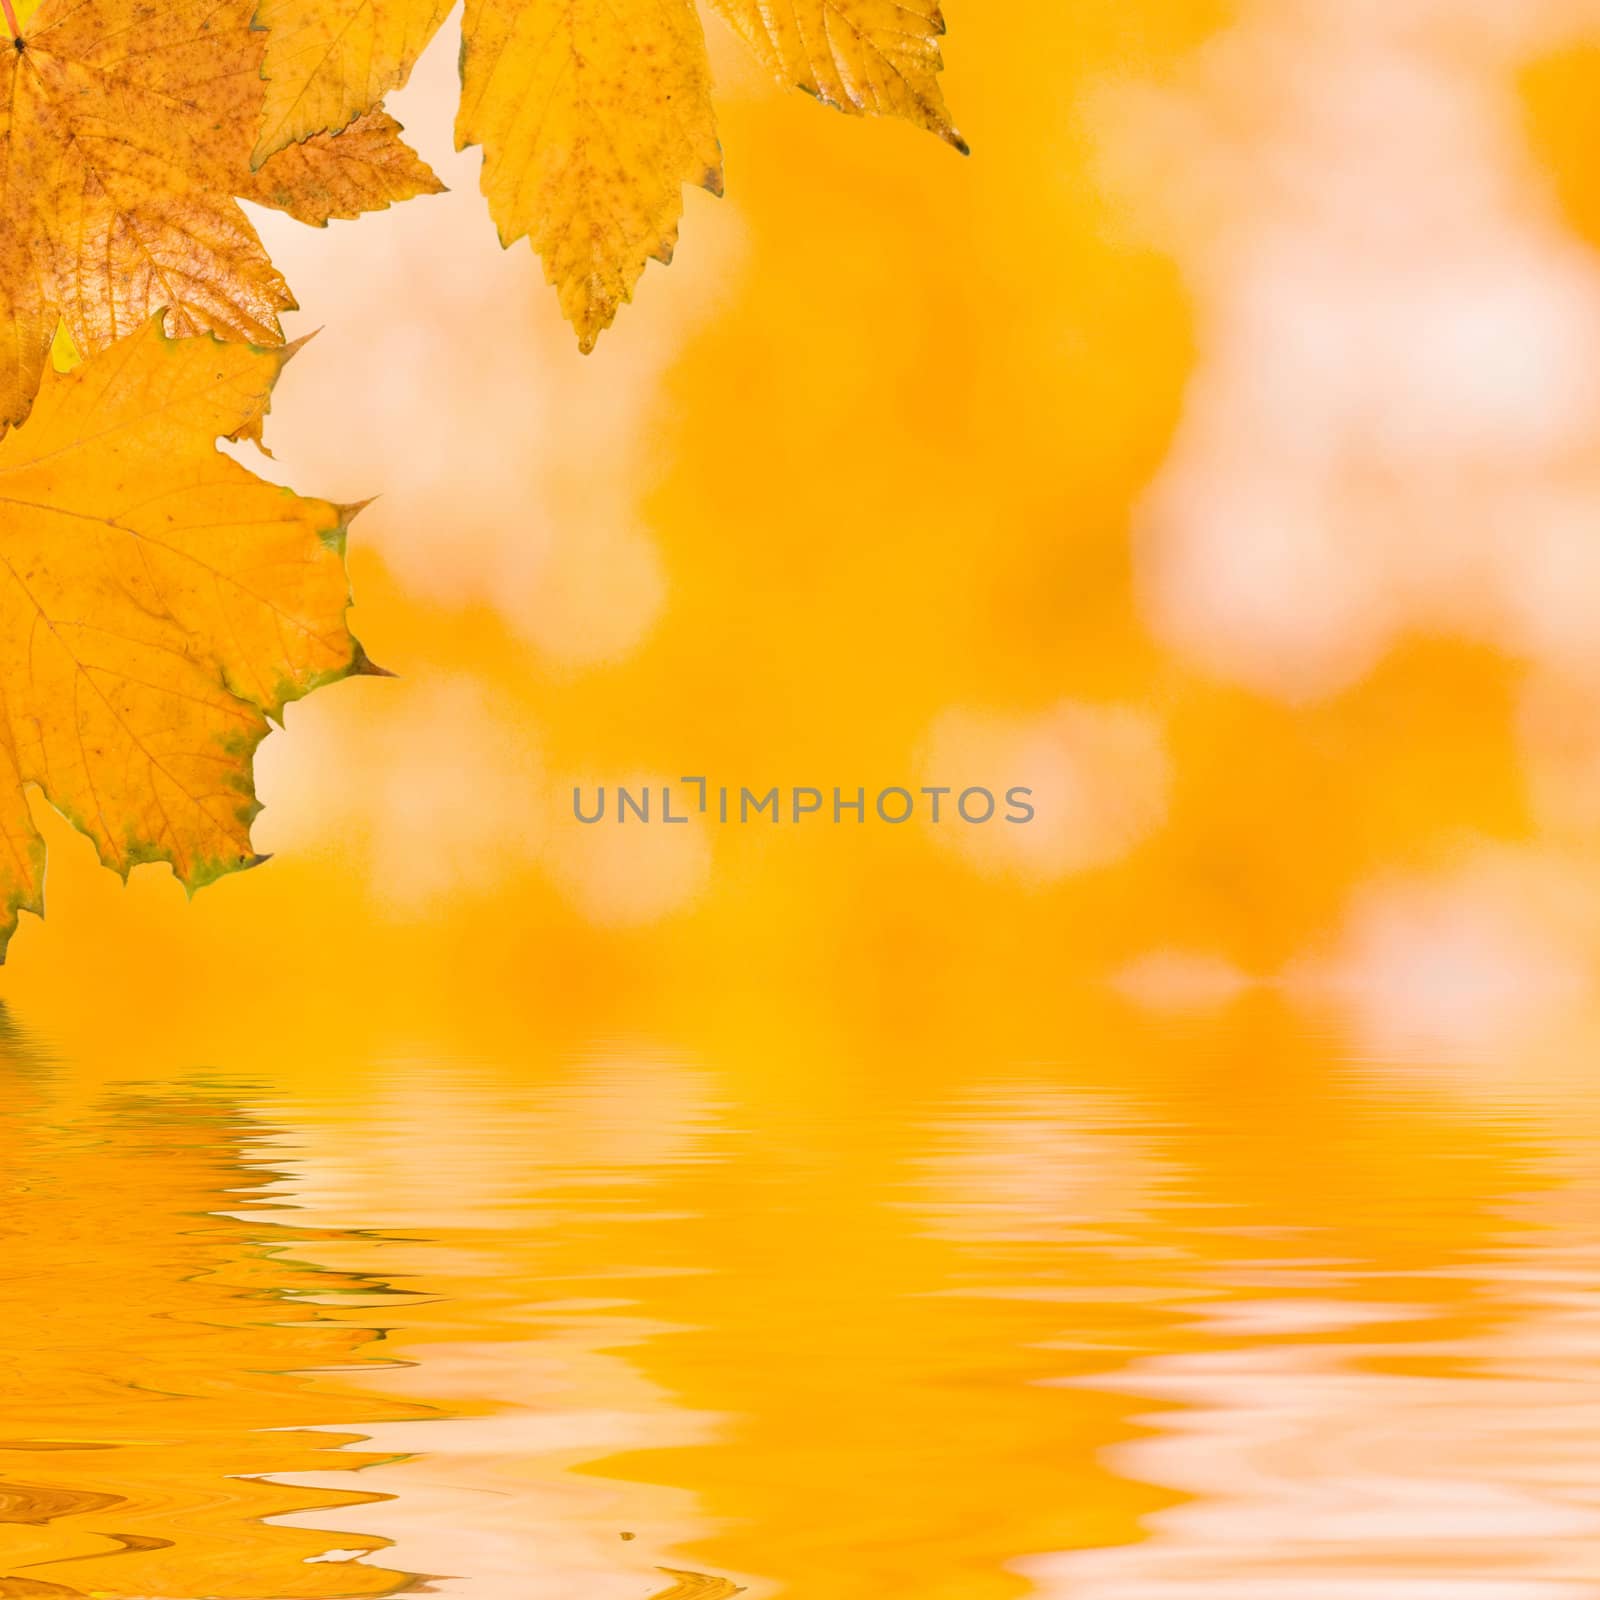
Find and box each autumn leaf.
[251,0,965,352]
[241,110,448,227]
[706,0,965,152]
[456,0,723,349]
[0,0,443,432]
[250,0,458,164]
[0,316,376,961]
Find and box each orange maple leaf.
[0,0,443,431]
[0,317,377,960]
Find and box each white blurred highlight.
[235,18,743,669]
[1021,1332,1600,1599]
[257,693,712,925]
[228,19,749,925]
[1101,0,1600,701]
[257,1062,744,1600]
[1111,951,1257,1011]
[920,703,1169,881]
[255,675,544,911]
[541,779,713,928]
[1285,843,1597,1052]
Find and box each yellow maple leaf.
[0,0,444,431]
[706,0,965,152]
[239,110,447,227]
[0,316,378,961]
[251,0,965,351]
[456,0,724,347]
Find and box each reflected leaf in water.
[646,1570,745,1599]
[0,1046,428,1599]
[7,1002,1600,1600]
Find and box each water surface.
[2,999,1597,1598]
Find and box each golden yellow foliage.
[706,0,965,151]
[0,0,440,431]
[458,0,723,348]
[251,0,458,165]
[251,0,964,350]
[0,318,374,959]
[242,109,448,226]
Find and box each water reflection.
[2,1002,1597,1598]
[0,1017,419,1597]
[256,1055,741,1598]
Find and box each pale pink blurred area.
[919,703,1170,882]
[1057,0,1600,1039]
[255,694,714,925]
[1283,844,1600,1054]
[248,1062,753,1600]
[1101,0,1600,702]
[231,15,744,933]
[253,674,547,913]
[539,777,714,926]
[234,15,743,665]
[1016,1142,1600,1600]
[1023,1328,1600,1600]
[1110,950,1258,1011]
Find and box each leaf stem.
[1,0,18,42]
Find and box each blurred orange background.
[6,0,1600,1061]
[10,9,1600,1595]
